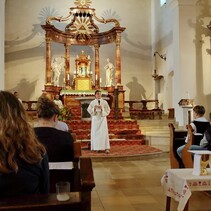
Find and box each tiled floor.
[91,152,211,211]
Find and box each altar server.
[87,90,110,153]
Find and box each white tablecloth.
[161,168,211,211]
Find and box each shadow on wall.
[188,0,211,106]
[8,78,38,101]
[126,77,147,109]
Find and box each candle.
[100,78,102,83]
[67,74,70,80]
[95,75,98,81]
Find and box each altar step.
[80,139,145,147]
[70,107,124,120]
[66,119,143,141]
[136,118,178,152]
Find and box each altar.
[60,89,109,109]
[41,0,126,111]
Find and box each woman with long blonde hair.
[0,91,49,197]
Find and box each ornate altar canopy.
[41,0,125,90]
[41,0,126,110]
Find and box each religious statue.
[51,57,65,86]
[104,58,114,87]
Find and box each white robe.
[87,98,110,151]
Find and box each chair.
[168,123,187,168]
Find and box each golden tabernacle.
[73,51,93,90]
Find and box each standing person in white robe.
[87,90,110,153]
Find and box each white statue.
[51,57,64,86]
[104,58,114,87]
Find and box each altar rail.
[22,101,38,120]
[124,100,162,120]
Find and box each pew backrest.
[0,157,95,211]
[168,123,187,168]
[181,124,203,168]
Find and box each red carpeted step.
[66,118,143,141]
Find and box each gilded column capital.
[46,37,51,43]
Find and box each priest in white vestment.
[87,90,110,153]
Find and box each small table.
[161,168,211,211]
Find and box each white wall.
[151,0,211,125]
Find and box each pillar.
[65,43,70,86]
[94,44,100,88]
[115,33,121,85]
[46,37,51,85]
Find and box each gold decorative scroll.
[46,13,72,25]
[93,13,120,27]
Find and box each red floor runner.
[81,141,162,157]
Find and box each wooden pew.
[168,123,187,168]
[0,157,95,211]
[169,123,204,169]
[0,140,95,211]
[181,124,203,168]
[181,124,194,168]
[73,140,81,169]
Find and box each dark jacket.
[193,121,210,134]
[34,127,74,162]
[0,154,49,197]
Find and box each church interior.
[1,0,211,210]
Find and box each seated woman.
[35,97,74,162]
[0,91,49,197]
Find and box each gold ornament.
[74,0,92,8]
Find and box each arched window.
[160,0,166,6]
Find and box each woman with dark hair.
[35,96,74,162]
[0,91,49,197]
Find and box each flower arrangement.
[58,106,73,121]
